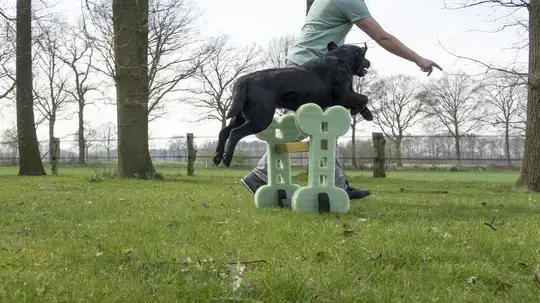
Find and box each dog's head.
[326,41,370,77]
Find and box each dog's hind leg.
[222,119,271,167]
[214,115,245,165]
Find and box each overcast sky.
[0,0,528,150]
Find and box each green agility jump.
[254,103,351,214]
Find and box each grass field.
[1,167,539,302]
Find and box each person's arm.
[355,17,442,75]
[356,18,421,63]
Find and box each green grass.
[1,167,539,302]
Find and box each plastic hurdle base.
[253,103,352,214]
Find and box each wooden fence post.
[51,137,60,176]
[187,133,196,176]
[372,132,386,178]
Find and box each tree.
[187,35,259,128]
[58,19,97,165]
[96,122,116,159]
[443,0,539,190]
[421,72,485,166]
[264,34,296,69]
[516,0,539,190]
[0,7,15,101]
[167,135,187,159]
[72,123,99,162]
[372,74,424,167]
[351,70,380,168]
[481,72,527,166]
[83,0,210,121]
[2,126,19,164]
[113,0,157,179]
[33,21,71,164]
[263,34,297,116]
[16,0,45,175]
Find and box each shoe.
[346,186,371,200]
[240,173,267,195]
[344,180,371,200]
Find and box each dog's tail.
[226,80,248,119]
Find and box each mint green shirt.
[287,0,372,65]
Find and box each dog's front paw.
[360,107,373,121]
[213,153,223,166]
[222,153,233,167]
[350,107,361,116]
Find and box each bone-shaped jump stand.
[291,104,351,214]
[254,114,302,208]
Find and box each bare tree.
[187,35,260,128]
[516,98,528,133]
[481,72,528,165]
[2,126,18,164]
[83,0,210,121]
[16,0,45,175]
[56,19,98,165]
[33,21,71,164]
[96,122,116,159]
[444,0,539,191]
[72,123,99,162]
[420,72,486,166]
[81,0,114,84]
[264,34,296,69]
[146,0,211,121]
[262,34,297,117]
[112,0,157,179]
[372,74,424,167]
[351,70,380,168]
[0,7,15,102]
[167,135,187,158]
[442,1,529,83]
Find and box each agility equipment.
[254,103,351,214]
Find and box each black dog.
[213,41,373,167]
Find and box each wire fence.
[0,133,526,171]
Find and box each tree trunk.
[113,0,157,179]
[351,120,358,169]
[395,137,403,167]
[455,138,462,166]
[187,133,196,176]
[505,122,511,166]
[454,129,462,167]
[306,0,315,15]
[372,132,386,178]
[48,114,55,163]
[16,0,45,176]
[78,104,86,164]
[516,0,540,191]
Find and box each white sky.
[0,0,528,150]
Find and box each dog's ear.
[327,41,338,52]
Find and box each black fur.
[214,42,373,167]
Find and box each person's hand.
[416,57,442,76]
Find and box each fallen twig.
[399,188,449,194]
[226,260,266,266]
[484,217,497,231]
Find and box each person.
[241,0,442,200]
